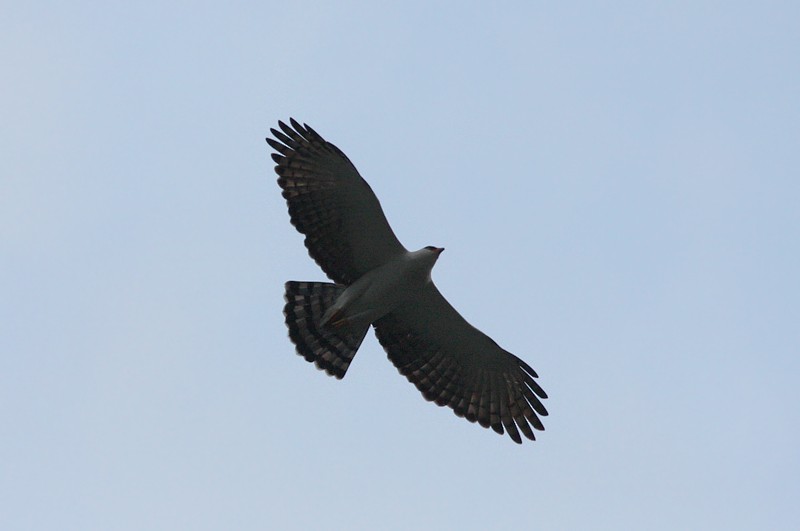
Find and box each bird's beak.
[435,247,445,255]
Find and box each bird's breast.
[334,255,431,327]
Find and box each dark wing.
[373,283,548,444]
[268,119,407,285]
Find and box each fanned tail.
[283,281,368,379]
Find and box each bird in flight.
[268,119,548,444]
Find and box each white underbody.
[323,248,439,330]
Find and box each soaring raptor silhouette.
[268,119,548,443]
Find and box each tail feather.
[283,281,368,379]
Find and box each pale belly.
[324,255,430,329]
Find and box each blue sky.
[2,2,799,529]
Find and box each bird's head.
[411,245,445,270]
[423,245,445,259]
[414,246,444,281]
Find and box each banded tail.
[283,281,369,379]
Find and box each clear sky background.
[2,2,799,530]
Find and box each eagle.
[268,119,548,443]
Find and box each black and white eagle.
[268,119,548,444]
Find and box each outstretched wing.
[268,119,407,285]
[373,283,548,444]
